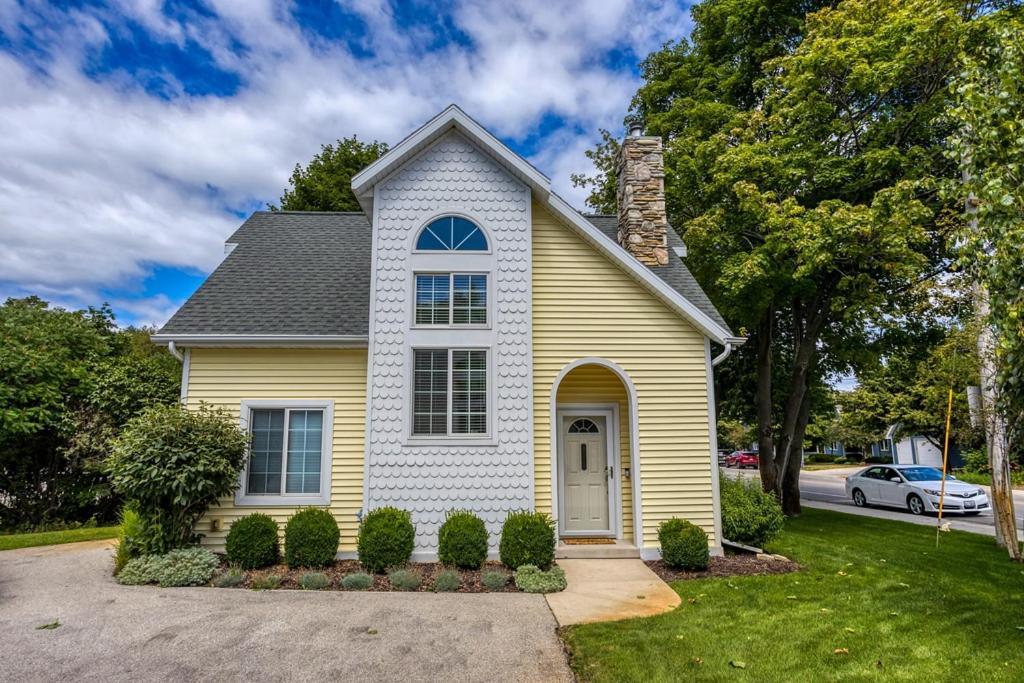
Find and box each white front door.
[562,417,610,533]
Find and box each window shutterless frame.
[235,399,334,507]
[412,272,489,328]
[408,347,491,442]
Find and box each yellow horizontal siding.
[532,202,715,548]
[187,348,366,553]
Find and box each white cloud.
[0,0,692,324]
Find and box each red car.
[725,451,759,469]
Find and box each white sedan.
[845,464,990,516]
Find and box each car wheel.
[852,489,866,508]
[907,494,925,516]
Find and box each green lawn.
[953,470,1024,489]
[0,526,119,551]
[562,509,1024,682]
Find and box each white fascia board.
[150,334,368,348]
[544,193,741,347]
[351,104,552,215]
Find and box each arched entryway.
[550,358,641,544]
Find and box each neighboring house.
[874,425,963,469]
[154,105,743,560]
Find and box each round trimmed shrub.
[225,513,280,569]
[341,572,373,590]
[658,518,709,570]
[437,510,488,569]
[432,569,461,592]
[284,508,339,568]
[720,476,784,548]
[357,507,415,573]
[498,511,555,570]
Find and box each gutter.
[150,334,369,348]
[712,337,745,366]
[167,340,184,362]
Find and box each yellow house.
[153,105,743,560]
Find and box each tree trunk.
[755,309,777,492]
[976,288,1021,560]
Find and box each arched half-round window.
[568,418,600,434]
[415,216,488,251]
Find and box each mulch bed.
[645,554,800,583]
[220,560,521,592]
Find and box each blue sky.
[0,0,693,327]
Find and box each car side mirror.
[889,476,901,483]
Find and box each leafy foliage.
[114,505,144,575]
[720,476,785,548]
[299,572,331,590]
[357,507,415,573]
[387,567,420,591]
[499,511,556,570]
[274,136,388,211]
[1,298,178,529]
[658,518,710,570]
[251,573,283,590]
[341,572,373,590]
[947,10,1024,461]
[513,565,567,593]
[437,510,489,569]
[107,404,247,553]
[225,513,280,569]
[284,508,340,568]
[116,547,219,587]
[432,568,461,592]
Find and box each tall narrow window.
[412,349,488,437]
[415,274,450,325]
[452,274,487,325]
[413,349,449,435]
[245,407,325,496]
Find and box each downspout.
[167,341,184,362]
[711,342,733,367]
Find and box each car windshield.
[899,467,954,482]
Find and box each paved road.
[0,541,572,683]
[728,467,1024,536]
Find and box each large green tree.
[274,136,388,211]
[0,297,179,528]
[578,0,1009,514]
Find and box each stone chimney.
[616,124,668,266]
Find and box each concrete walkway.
[0,540,572,682]
[545,559,680,626]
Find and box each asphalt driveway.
[0,541,572,682]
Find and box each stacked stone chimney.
[616,125,668,266]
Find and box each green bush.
[432,569,461,592]
[251,573,282,590]
[284,508,339,568]
[341,572,374,590]
[213,567,245,588]
[226,514,280,569]
[514,565,566,593]
[720,476,784,548]
[499,511,555,570]
[114,506,144,575]
[658,518,709,570]
[962,449,989,474]
[299,572,331,590]
[482,569,509,591]
[107,405,248,553]
[116,547,220,587]
[438,510,488,569]
[805,452,836,464]
[357,507,415,573]
[388,567,420,591]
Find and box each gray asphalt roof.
[158,211,731,337]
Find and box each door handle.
[606,466,613,479]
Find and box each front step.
[556,540,641,559]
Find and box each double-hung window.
[415,273,487,326]
[239,401,332,505]
[412,349,487,437]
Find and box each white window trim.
[406,346,496,446]
[410,213,493,255]
[236,399,334,507]
[411,271,491,329]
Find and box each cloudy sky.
[0,0,692,327]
